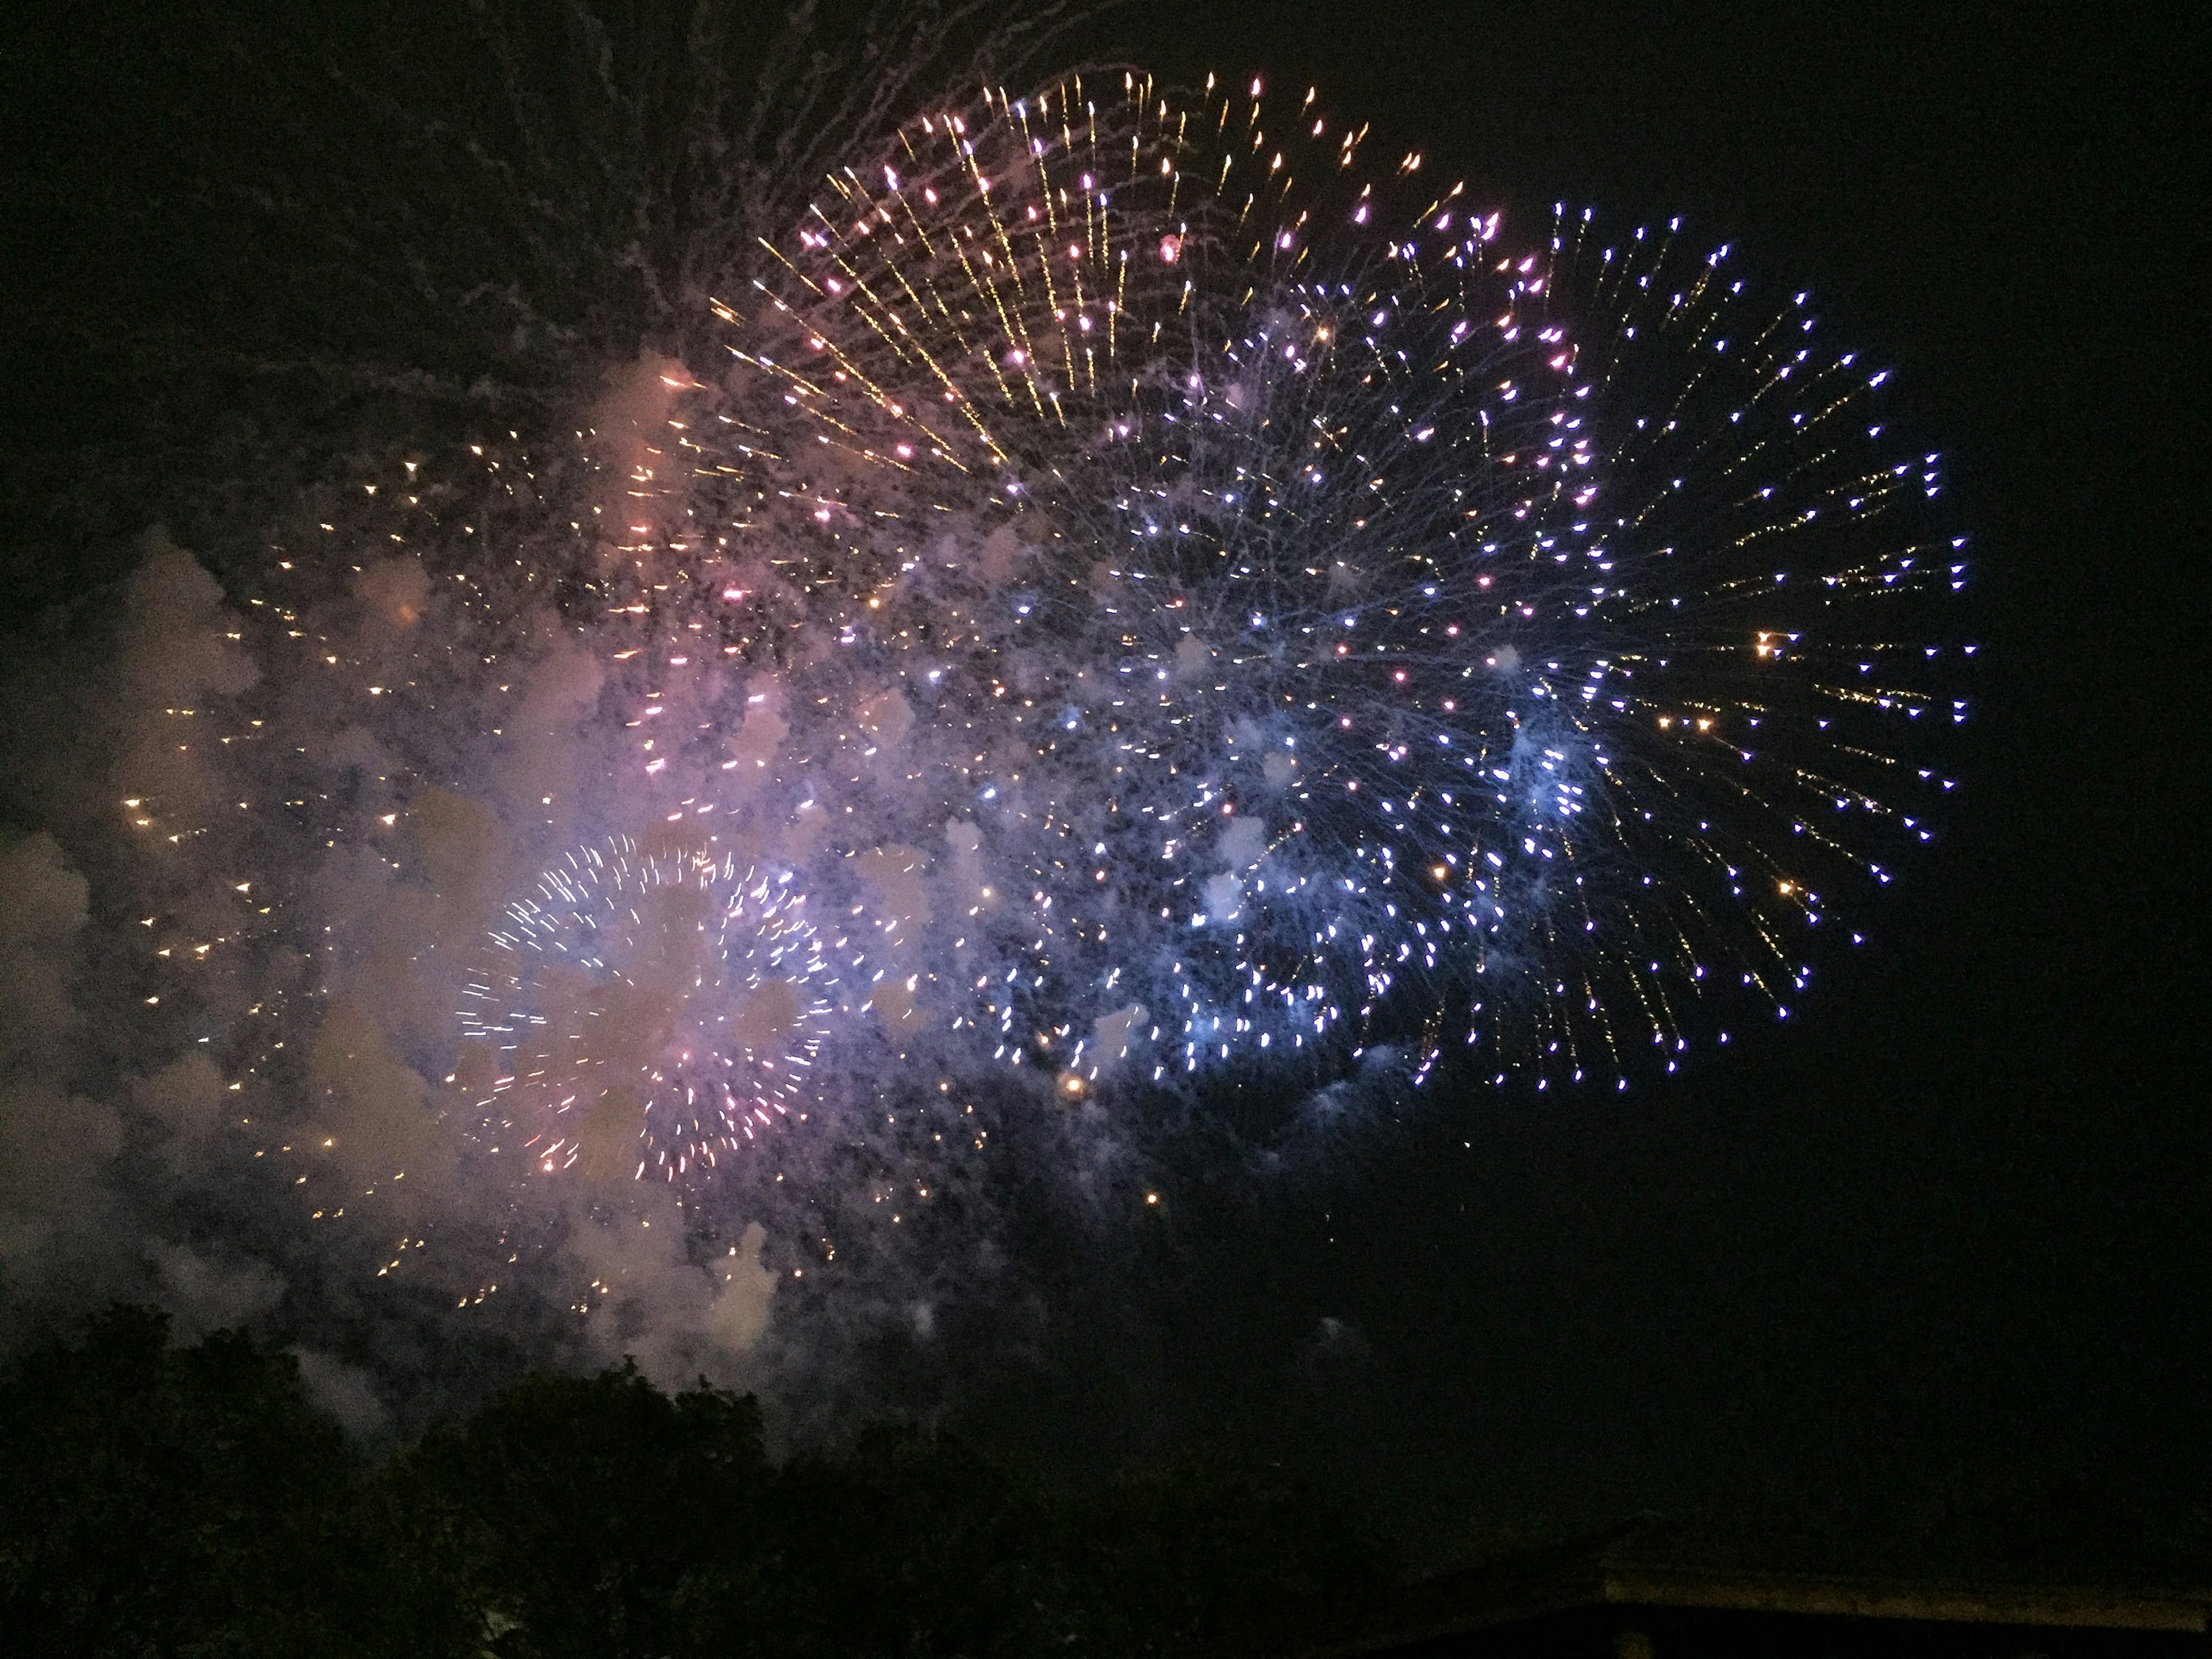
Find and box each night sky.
[2,0,2200,1563]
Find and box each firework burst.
[459,836,862,1180]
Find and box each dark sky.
[3,0,2202,1562]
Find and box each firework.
[588,72,1968,1099]
[459,836,861,1180]
[8,14,1985,1429]
[259,66,1967,1165]
[48,56,1970,1257]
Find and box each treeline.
[0,1306,1395,1658]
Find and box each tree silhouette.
[2,1307,1396,1657]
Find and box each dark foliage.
[0,1304,476,1657]
[1,1308,1396,1658]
